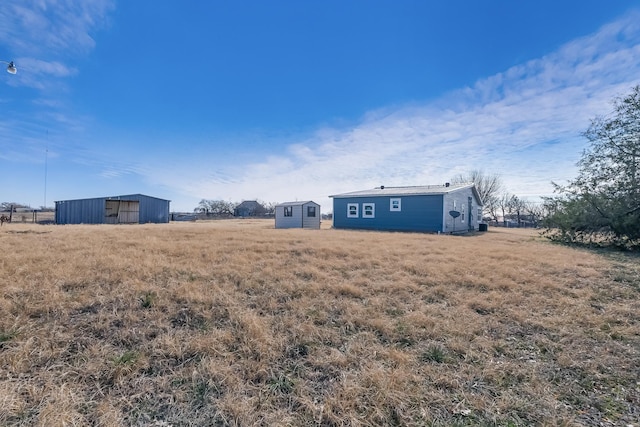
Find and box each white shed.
[275,201,321,229]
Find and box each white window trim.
[363,203,375,218]
[390,198,401,212]
[347,203,359,218]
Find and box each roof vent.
[445,182,450,187]
[380,185,385,189]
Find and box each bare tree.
[1,202,28,212]
[508,195,527,227]
[261,201,278,216]
[195,199,235,217]
[451,170,503,221]
[495,192,513,226]
[523,200,545,228]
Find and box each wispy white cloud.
[5,4,639,212]
[0,0,113,90]
[0,0,114,55]
[146,9,640,211]
[0,0,115,192]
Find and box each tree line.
[193,199,278,217]
[0,203,54,212]
[451,170,546,228]
[460,86,640,249]
[542,86,640,249]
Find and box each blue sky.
[1,1,640,213]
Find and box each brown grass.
[0,220,638,426]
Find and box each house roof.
[235,200,264,209]
[275,201,318,207]
[330,183,483,205]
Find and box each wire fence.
[0,211,55,224]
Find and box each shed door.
[105,200,139,224]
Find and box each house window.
[461,205,465,221]
[363,203,375,218]
[478,208,482,221]
[284,206,293,217]
[307,206,316,217]
[390,198,401,212]
[347,203,359,218]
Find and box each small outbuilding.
[275,201,321,229]
[55,194,170,225]
[330,183,483,233]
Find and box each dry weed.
[0,221,638,426]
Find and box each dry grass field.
[0,220,638,426]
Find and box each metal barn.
[275,201,321,229]
[330,183,483,233]
[55,194,170,225]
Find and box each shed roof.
[331,183,483,205]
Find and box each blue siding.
[333,195,444,232]
[55,198,105,224]
[55,194,170,224]
[126,194,170,223]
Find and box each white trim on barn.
[275,201,321,229]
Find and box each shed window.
[363,203,375,218]
[347,203,359,218]
[307,206,316,217]
[390,198,401,212]
[284,206,293,217]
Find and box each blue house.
[330,183,483,233]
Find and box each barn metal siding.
[125,194,170,223]
[55,198,106,224]
[275,201,320,229]
[332,195,444,232]
[55,194,170,225]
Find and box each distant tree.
[1,202,29,212]
[508,195,527,227]
[194,199,235,217]
[523,200,545,228]
[495,192,514,226]
[451,170,503,221]
[262,201,278,216]
[543,86,640,249]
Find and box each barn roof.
[55,194,171,203]
[330,183,483,205]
